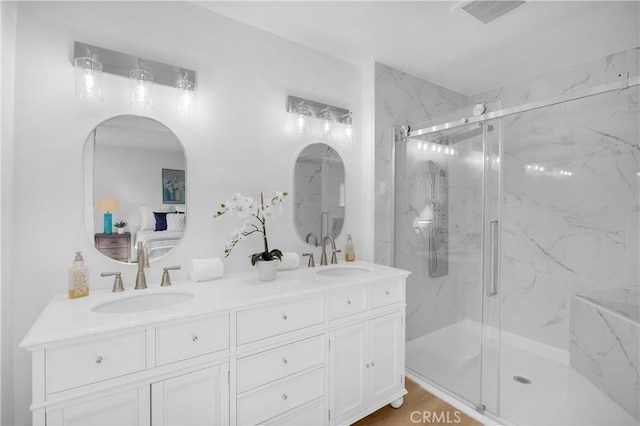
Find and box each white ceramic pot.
[117,228,125,234]
[255,259,278,281]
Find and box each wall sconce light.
[320,107,334,140]
[73,42,197,115]
[293,101,311,134]
[97,198,120,234]
[342,112,353,142]
[74,47,103,100]
[129,60,153,109]
[287,96,353,141]
[176,72,196,117]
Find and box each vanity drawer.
[156,314,229,366]
[46,331,146,394]
[237,369,324,426]
[237,335,324,393]
[267,400,325,425]
[370,280,403,308]
[236,296,324,345]
[328,287,366,320]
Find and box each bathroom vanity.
[21,261,409,425]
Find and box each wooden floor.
[353,378,483,426]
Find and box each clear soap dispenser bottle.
[68,251,89,299]
[345,234,356,262]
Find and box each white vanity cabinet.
[329,280,406,425]
[151,365,229,426]
[23,262,409,426]
[29,314,231,426]
[46,387,150,426]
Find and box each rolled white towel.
[189,257,224,282]
[277,252,300,271]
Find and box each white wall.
[7,2,364,424]
[1,1,18,424]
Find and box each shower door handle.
[487,220,499,297]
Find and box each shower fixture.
[472,103,486,116]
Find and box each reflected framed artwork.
[162,168,185,204]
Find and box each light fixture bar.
[287,96,349,120]
[73,42,196,88]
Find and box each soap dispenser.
[345,234,356,262]
[68,251,90,299]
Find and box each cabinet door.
[47,387,150,426]
[329,322,368,424]
[368,312,404,405]
[152,364,229,426]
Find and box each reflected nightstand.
[95,232,131,262]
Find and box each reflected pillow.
[140,205,175,230]
[167,212,186,232]
[153,212,169,231]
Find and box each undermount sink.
[92,292,193,314]
[316,267,371,277]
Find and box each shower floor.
[406,320,637,425]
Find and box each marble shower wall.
[374,63,469,340]
[473,48,640,350]
[570,293,639,421]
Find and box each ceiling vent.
[462,1,525,24]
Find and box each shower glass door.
[398,120,498,411]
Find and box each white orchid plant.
[214,191,288,265]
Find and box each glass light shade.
[294,103,310,135]
[296,114,309,134]
[175,78,196,117]
[344,124,353,142]
[129,69,153,109]
[74,57,103,100]
[321,120,333,140]
[320,109,333,140]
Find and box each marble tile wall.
[570,294,639,421]
[373,63,469,340]
[473,48,640,350]
[374,63,468,265]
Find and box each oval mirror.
[83,115,186,263]
[294,143,345,246]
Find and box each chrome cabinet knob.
[371,361,375,367]
[282,313,288,320]
[365,363,370,368]
[95,356,103,364]
[282,393,288,401]
[385,290,390,296]
[347,298,352,305]
[282,357,288,365]
[192,335,199,342]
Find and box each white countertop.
[20,261,410,350]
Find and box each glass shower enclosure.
[395,78,639,425]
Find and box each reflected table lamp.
[97,198,120,234]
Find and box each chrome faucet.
[305,232,318,246]
[135,242,149,290]
[320,236,341,266]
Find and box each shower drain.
[513,375,532,385]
